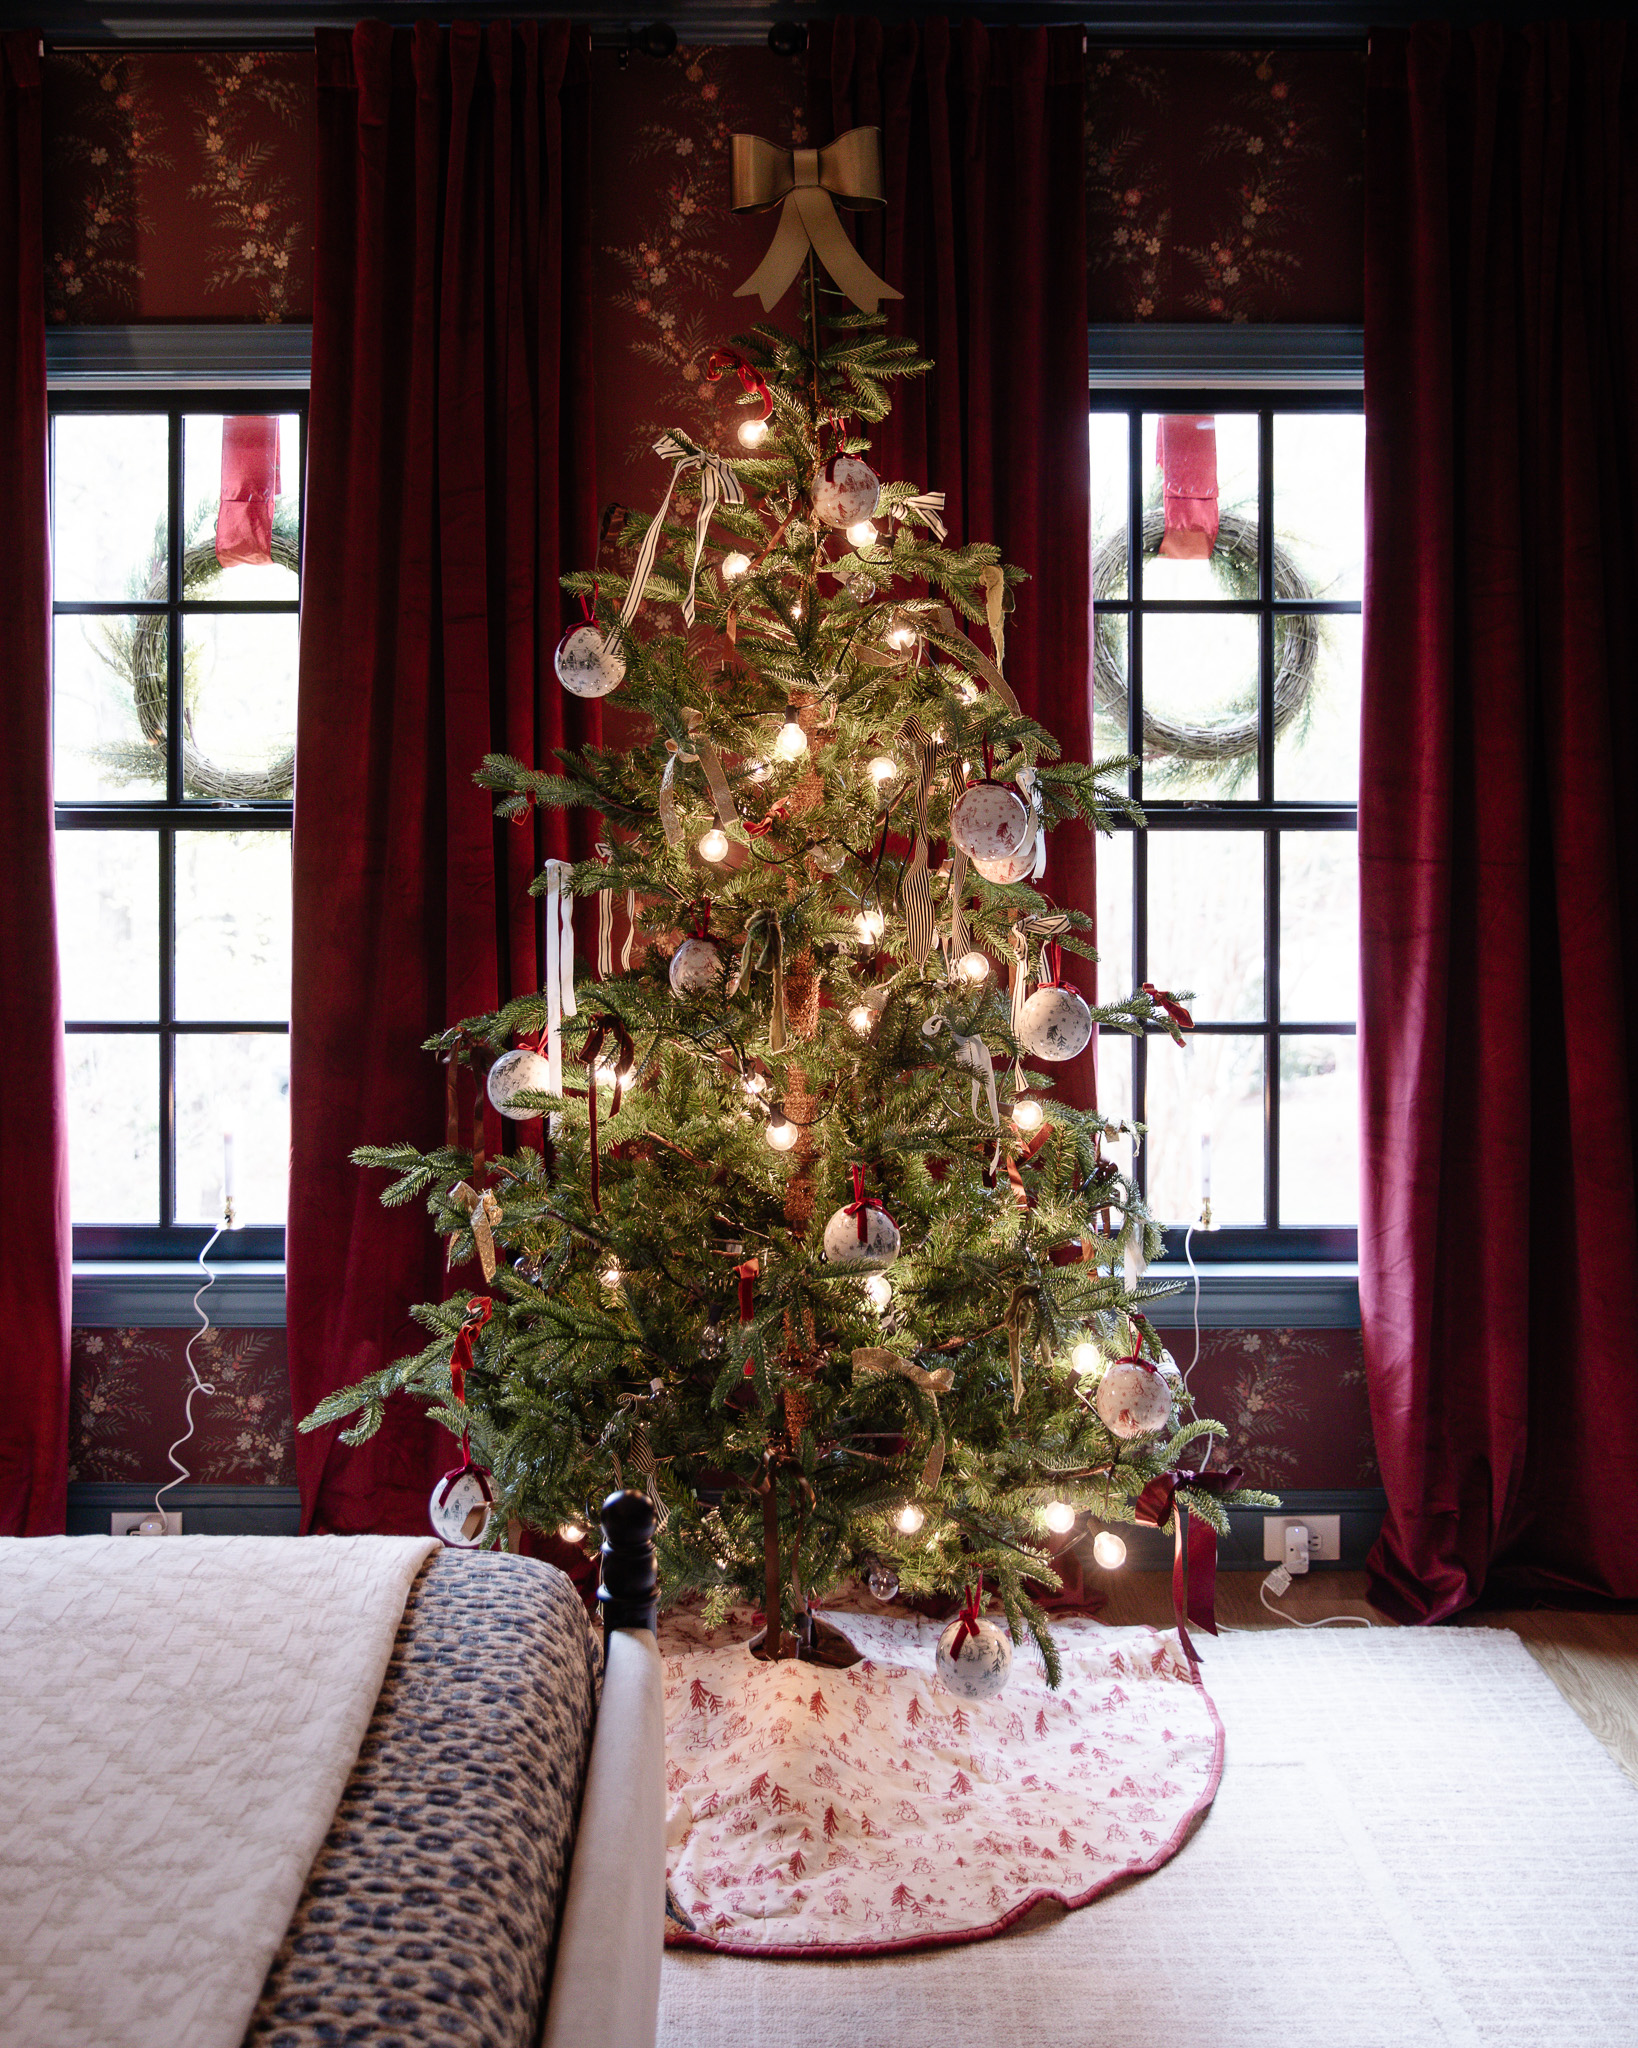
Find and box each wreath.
[97,508,299,802]
[1091,507,1320,768]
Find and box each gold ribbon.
[730,127,904,315]
[1005,1288,1032,1414]
[853,1349,952,1492]
[449,1181,503,1282]
[658,710,743,852]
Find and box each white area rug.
[0,1534,435,2048]
[658,1624,1638,2046]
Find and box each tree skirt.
[658,1606,1222,1958]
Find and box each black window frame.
[51,386,305,1262]
[1091,386,1363,1263]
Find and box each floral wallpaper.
[41,50,313,323]
[1085,46,1364,323]
[69,1326,295,1487]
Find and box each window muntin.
[1090,396,1362,1259]
[51,395,303,1258]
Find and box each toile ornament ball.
[487,1046,555,1119]
[950,780,1031,864]
[1017,985,1094,1062]
[822,1203,901,1268]
[809,454,880,530]
[971,839,1038,886]
[430,1467,493,1548]
[668,936,722,996]
[554,621,625,699]
[935,1616,1013,1701]
[1095,1361,1173,1439]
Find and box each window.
[51,395,304,1258]
[1089,396,1363,1258]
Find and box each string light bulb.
[864,1274,892,1312]
[867,755,898,787]
[737,415,770,449]
[722,550,752,580]
[1043,1501,1077,1535]
[558,1521,586,1543]
[600,1261,623,1290]
[885,617,917,653]
[848,1003,875,1035]
[894,1503,925,1535]
[855,907,885,946]
[773,705,808,761]
[765,1102,799,1152]
[593,1060,632,1090]
[698,826,730,863]
[1092,1530,1128,1570]
[1071,1340,1099,1375]
[847,518,880,549]
[956,950,990,984]
[1012,1098,1045,1133]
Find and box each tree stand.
[746,1466,863,1667]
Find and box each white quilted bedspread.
[0,1533,435,2048]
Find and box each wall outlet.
[1263,1513,1339,1563]
[110,1510,183,1536]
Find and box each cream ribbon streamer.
[896,714,944,967]
[542,859,576,1094]
[657,710,744,851]
[618,433,744,641]
[730,126,903,315]
[923,1013,1001,1169]
[595,841,614,979]
[449,1181,503,1282]
[853,1349,952,1491]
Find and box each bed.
[0,1491,665,2048]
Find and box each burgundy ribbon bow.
[580,1014,636,1214]
[844,1163,889,1245]
[705,346,773,425]
[949,1575,984,1660]
[448,1296,494,1462]
[1134,1459,1244,1666]
[1141,983,1193,1043]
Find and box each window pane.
[176,831,292,1022]
[53,614,168,801]
[175,1033,289,1226]
[1094,825,1133,1000]
[1091,610,1129,770]
[1280,1035,1358,1224]
[1140,611,1259,799]
[1280,833,1357,1023]
[1147,832,1264,1020]
[1088,411,1130,601]
[1274,613,1361,802]
[182,413,302,603]
[51,413,168,603]
[1140,412,1258,604]
[55,831,158,1021]
[1275,413,1364,602]
[66,1034,159,1223]
[1145,1033,1263,1227]
[180,614,298,801]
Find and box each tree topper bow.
[730,126,903,314]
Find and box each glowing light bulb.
[957,950,990,984]
[846,518,880,549]
[864,1274,892,1312]
[743,1072,769,1098]
[600,1262,623,1290]
[737,415,770,449]
[593,1060,631,1090]
[885,618,917,652]
[773,717,808,762]
[722,551,752,580]
[698,827,730,863]
[558,1521,586,1544]
[894,1503,925,1535]
[1044,1501,1077,1535]
[765,1104,799,1152]
[867,756,898,787]
[848,1004,875,1035]
[1071,1341,1099,1375]
[1012,1098,1045,1133]
[956,681,979,705]
[855,908,885,946]
[1092,1530,1128,1570]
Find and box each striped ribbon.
[541,861,577,1095]
[618,432,745,640]
[889,490,948,543]
[895,715,944,967]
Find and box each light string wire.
[152,1220,225,1529]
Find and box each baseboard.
[67,1482,302,1537]
[1089,1489,1385,1573]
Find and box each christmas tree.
[305,241,1273,1686]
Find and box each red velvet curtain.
[0,34,69,1538]
[290,21,598,1534]
[807,21,1097,1104]
[1361,22,1638,1619]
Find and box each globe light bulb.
[1044,1501,1077,1535]
[592,1060,631,1090]
[1071,1341,1099,1375]
[867,756,899,787]
[773,716,808,762]
[956,681,979,705]
[855,908,885,946]
[600,1262,623,1290]
[743,1072,769,1098]
[894,1503,925,1535]
[957,950,990,984]
[765,1104,799,1152]
[558,1521,586,1544]
[885,618,917,653]
[848,1004,875,1035]
[737,415,770,449]
[847,518,880,549]
[698,827,730,863]
[1012,1098,1046,1133]
[864,1273,892,1312]
[721,551,752,580]
[1092,1530,1128,1570]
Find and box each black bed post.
[597,1488,658,1639]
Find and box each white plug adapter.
[1283,1523,1312,1575]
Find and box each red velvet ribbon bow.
[844,1163,889,1245]
[735,1258,760,1325]
[442,1028,491,1174]
[448,1295,494,1461]
[1134,1459,1244,1666]
[1043,941,1071,990]
[1141,983,1193,1043]
[705,346,773,424]
[744,797,791,839]
[580,1014,636,1214]
[690,903,712,941]
[949,1575,984,1660]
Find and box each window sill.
[72,1261,287,1328]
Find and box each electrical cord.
[152,1219,225,1530]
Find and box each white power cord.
[1259,1559,1373,1628]
[151,1221,225,1532]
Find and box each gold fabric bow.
[731,126,903,314]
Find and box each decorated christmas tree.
[306,150,1272,1689]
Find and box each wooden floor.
[1093,1567,1638,1789]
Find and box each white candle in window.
[223,1131,235,1203]
[1201,1131,1212,1204]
